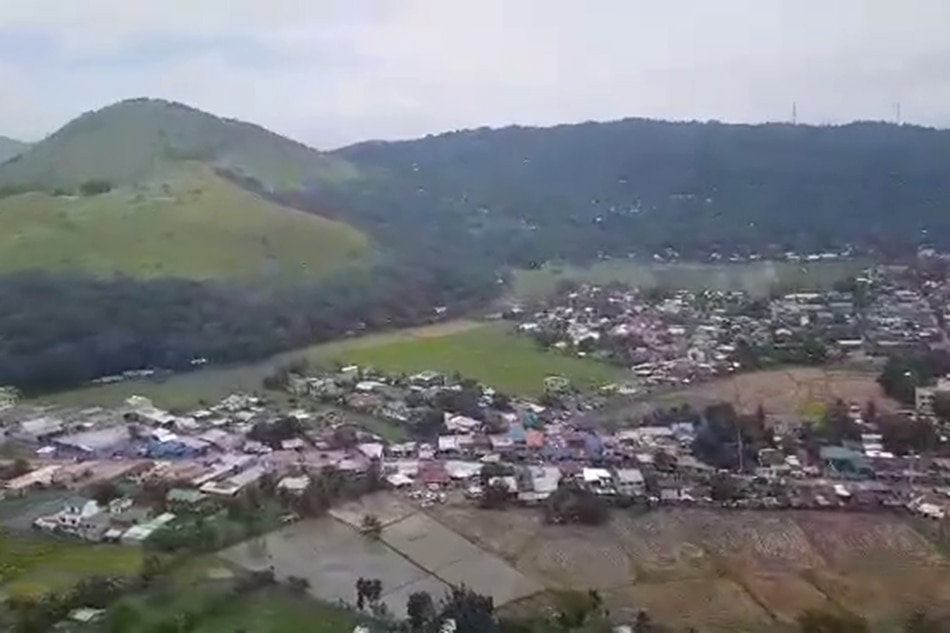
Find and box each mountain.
[331,119,950,263]
[0,99,372,281]
[0,98,361,191]
[0,136,27,162]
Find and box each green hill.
[0,98,361,191]
[0,164,369,281]
[0,136,27,162]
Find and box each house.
[5,464,62,495]
[820,446,873,477]
[15,416,65,443]
[165,488,212,511]
[34,499,110,541]
[277,475,311,495]
[614,469,645,496]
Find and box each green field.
[513,258,869,299]
[192,588,357,633]
[0,165,368,281]
[335,322,619,396]
[0,532,143,598]
[33,320,619,409]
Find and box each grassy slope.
[0,98,360,191]
[0,136,27,163]
[33,321,619,409]
[0,164,369,281]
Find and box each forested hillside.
[331,119,950,263]
[0,136,26,162]
[6,102,950,396]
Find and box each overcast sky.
[1,0,948,148]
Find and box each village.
[508,264,945,395]
[2,345,950,554]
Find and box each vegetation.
[330,118,950,265]
[0,98,358,191]
[0,166,367,281]
[0,136,27,163]
[338,323,621,396]
[0,257,495,395]
[0,531,142,600]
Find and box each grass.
[191,588,357,633]
[0,531,143,598]
[512,258,870,299]
[338,322,621,396]
[0,165,368,282]
[0,98,361,191]
[31,319,617,409]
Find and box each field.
[656,367,898,419]
[337,322,621,396]
[512,258,869,299]
[0,164,368,282]
[0,531,143,598]
[222,494,542,618]
[421,502,950,630]
[33,320,619,409]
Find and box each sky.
[1,0,949,148]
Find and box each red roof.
[417,460,450,485]
[525,430,545,448]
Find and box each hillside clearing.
[513,259,869,299]
[0,165,368,281]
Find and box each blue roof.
[509,423,526,442]
[584,432,604,458]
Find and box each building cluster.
[511,284,866,393]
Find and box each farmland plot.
[515,525,634,590]
[382,513,543,606]
[616,578,772,632]
[426,506,542,561]
[609,511,714,581]
[738,572,833,624]
[222,518,443,618]
[329,492,416,530]
[794,513,945,571]
[683,511,826,572]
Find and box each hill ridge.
[0,97,362,192]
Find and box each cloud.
[1,0,949,147]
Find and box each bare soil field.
[515,525,634,590]
[737,572,834,625]
[224,498,950,629]
[608,511,715,581]
[793,512,946,571]
[682,511,827,573]
[613,578,773,632]
[426,505,542,562]
[329,492,417,529]
[660,367,899,417]
[382,513,543,607]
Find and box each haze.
[1,0,948,148]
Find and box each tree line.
[0,256,498,395]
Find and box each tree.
[79,179,113,196]
[407,591,436,631]
[360,514,383,540]
[90,480,123,506]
